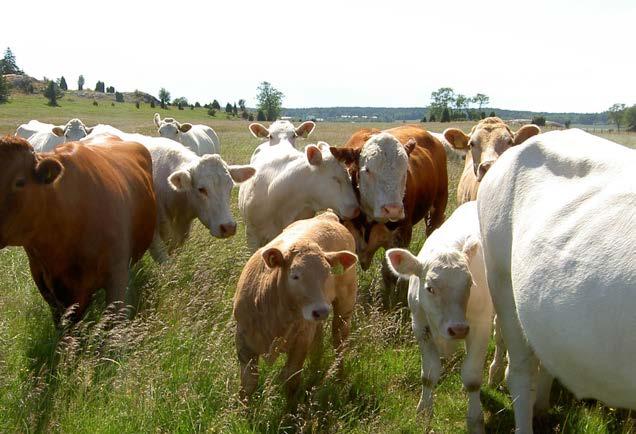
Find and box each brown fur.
[444,117,540,204]
[331,125,448,269]
[0,135,156,323]
[233,212,358,399]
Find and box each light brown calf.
[233,212,358,400]
[443,117,540,204]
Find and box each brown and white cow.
[0,135,156,324]
[233,211,358,400]
[330,125,448,289]
[443,117,540,204]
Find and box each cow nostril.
[220,223,237,237]
[448,325,469,339]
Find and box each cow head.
[262,241,357,321]
[154,113,192,141]
[331,133,413,223]
[167,154,255,238]
[443,117,540,182]
[248,120,316,146]
[386,239,480,340]
[343,220,392,270]
[0,136,63,248]
[51,118,93,142]
[304,142,359,220]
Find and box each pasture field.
[0,97,635,433]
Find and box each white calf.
[19,118,93,152]
[386,202,495,433]
[239,141,359,250]
[154,113,220,155]
[478,129,636,433]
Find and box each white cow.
[146,141,255,262]
[17,118,93,152]
[386,202,499,433]
[153,113,220,155]
[239,141,359,250]
[478,129,636,433]
[248,120,316,163]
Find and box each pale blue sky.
[4,0,634,112]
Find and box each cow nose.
[219,223,237,238]
[447,324,470,339]
[311,306,330,321]
[381,203,404,220]
[477,161,494,182]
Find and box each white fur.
[478,129,636,433]
[358,133,409,221]
[19,118,92,152]
[154,114,220,155]
[248,120,316,163]
[386,202,498,433]
[239,141,359,251]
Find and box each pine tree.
[0,47,22,74]
[489,111,496,117]
[257,109,266,121]
[78,75,85,90]
[59,76,68,91]
[233,103,238,116]
[212,99,220,110]
[441,107,451,122]
[44,80,63,106]
[225,102,233,114]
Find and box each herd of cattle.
[2,114,634,433]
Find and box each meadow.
[0,95,635,433]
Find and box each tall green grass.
[0,96,634,432]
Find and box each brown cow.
[0,135,156,324]
[233,211,358,400]
[330,125,448,297]
[443,117,540,204]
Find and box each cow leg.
[172,218,192,249]
[236,330,259,401]
[331,285,356,373]
[462,320,491,434]
[533,364,554,416]
[32,270,63,326]
[382,225,412,307]
[105,261,132,318]
[309,323,324,367]
[281,329,314,398]
[426,197,447,237]
[489,272,538,434]
[413,316,440,421]
[149,231,169,263]
[488,315,507,387]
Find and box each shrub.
[211,99,220,110]
[248,113,254,121]
[207,108,216,117]
[95,81,105,92]
[106,86,115,93]
[93,100,98,106]
[178,102,183,110]
[135,101,140,109]
[564,120,571,128]
[0,74,9,103]
[195,102,201,108]
[150,100,156,108]
[531,115,546,126]
[480,111,486,119]
[441,107,451,122]
[115,92,124,102]
[428,114,436,122]
[489,111,496,117]
[59,76,68,91]
[225,103,233,114]
[111,102,115,107]
[44,80,63,106]
[257,109,266,121]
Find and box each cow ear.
[443,128,470,151]
[179,123,193,133]
[462,237,480,260]
[35,158,63,184]
[513,124,540,145]
[168,170,192,191]
[295,121,316,138]
[154,113,161,127]
[249,123,269,138]
[305,145,323,165]
[386,248,421,278]
[325,250,358,271]
[52,126,65,137]
[329,146,360,165]
[262,247,284,268]
[228,165,256,183]
[84,126,94,135]
[403,137,417,155]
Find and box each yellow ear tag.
[331,262,344,276]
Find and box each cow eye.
[14,178,26,189]
[291,274,300,280]
[198,187,208,196]
[425,285,435,295]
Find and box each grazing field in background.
[0,97,635,433]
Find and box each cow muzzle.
[218,222,237,238]
[476,160,495,182]
[378,203,404,222]
[302,303,331,322]
[446,322,470,339]
[342,206,360,220]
